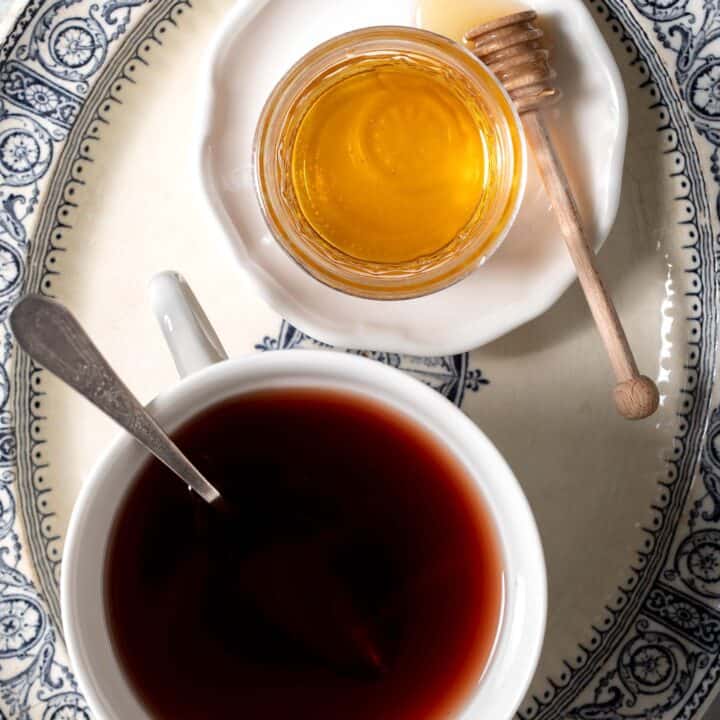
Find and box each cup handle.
[149,271,228,379]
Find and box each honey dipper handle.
[522,113,659,419]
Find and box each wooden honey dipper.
[466,11,659,420]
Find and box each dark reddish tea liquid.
[105,389,503,719]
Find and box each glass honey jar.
[254,26,526,300]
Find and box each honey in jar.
[291,59,488,264]
[255,27,525,299]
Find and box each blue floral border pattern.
[544,1,720,718]
[255,320,489,407]
[20,2,202,622]
[0,1,178,718]
[0,0,715,719]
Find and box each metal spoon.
[12,293,387,674]
[10,294,221,505]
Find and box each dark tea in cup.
[105,388,503,719]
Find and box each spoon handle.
[10,294,220,504]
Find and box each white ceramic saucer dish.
[199,0,628,355]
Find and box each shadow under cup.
[61,353,545,720]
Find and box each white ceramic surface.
[62,274,546,720]
[199,0,628,355]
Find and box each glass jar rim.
[254,26,527,301]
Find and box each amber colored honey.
[291,58,490,264]
[256,27,525,299]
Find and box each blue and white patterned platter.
[0,1,720,719]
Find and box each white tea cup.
[62,272,546,719]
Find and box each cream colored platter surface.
[0,1,718,719]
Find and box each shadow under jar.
[254,26,526,300]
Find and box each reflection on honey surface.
[415,0,529,43]
[291,57,490,264]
